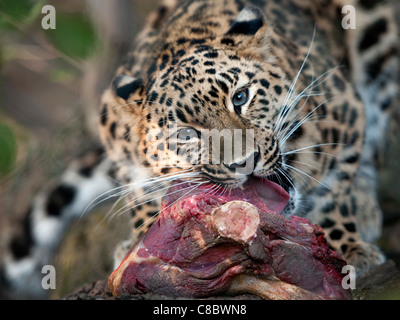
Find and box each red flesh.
[109,178,352,300]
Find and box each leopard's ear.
[227,6,265,36]
[111,74,143,100]
[226,6,270,60]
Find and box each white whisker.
[280,97,336,144]
[283,163,330,191]
[114,179,204,219]
[134,181,207,231]
[276,166,299,197]
[82,168,200,216]
[274,25,317,135]
[281,142,344,156]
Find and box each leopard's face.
[132,46,297,187]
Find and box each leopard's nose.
[225,151,260,172]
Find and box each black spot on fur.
[219,73,234,83]
[100,104,108,126]
[359,0,386,10]
[337,171,350,180]
[331,128,340,145]
[381,98,392,110]
[149,91,159,102]
[177,49,186,57]
[147,210,159,217]
[257,89,266,96]
[176,109,188,123]
[273,85,282,95]
[221,37,235,46]
[348,109,358,127]
[190,39,206,45]
[315,186,330,196]
[269,71,280,79]
[350,197,357,216]
[161,167,170,174]
[208,90,219,98]
[340,204,349,217]
[184,104,194,117]
[344,222,356,232]
[228,67,241,74]
[134,218,144,229]
[333,75,345,92]
[110,122,117,139]
[10,208,34,259]
[358,18,387,52]
[245,72,255,79]
[195,45,213,53]
[217,80,229,94]
[322,202,335,213]
[113,76,143,100]
[344,154,359,164]
[329,229,344,240]
[152,5,167,29]
[365,47,397,82]
[288,124,303,140]
[159,93,167,105]
[177,38,188,44]
[158,117,166,127]
[160,79,169,87]
[79,166,93,178]
[46,185,76,217]
[147,62,157,77]
[320,218,335,229]
[191,27,208,34]
[205,68,216,74]
[204,51,218,59]
[227,8,264,35]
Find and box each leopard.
[1,0,399,299]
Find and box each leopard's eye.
[232,88,249,112]
[177,128,199,141]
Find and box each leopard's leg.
[308,179,385,278]
[348,1,400,272]
[315,0,400,276]
[345,0,400,165]
[0,147,116,299]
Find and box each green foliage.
[0,0,35,23]
[0,121,17,176]
[45,12,98,60]
[0,0,44,30]
[0,0,98,61]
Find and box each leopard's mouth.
[253,174,291,214]
[163,174,290,215]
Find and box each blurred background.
[0,0,399,299]
[0,0,160,298]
